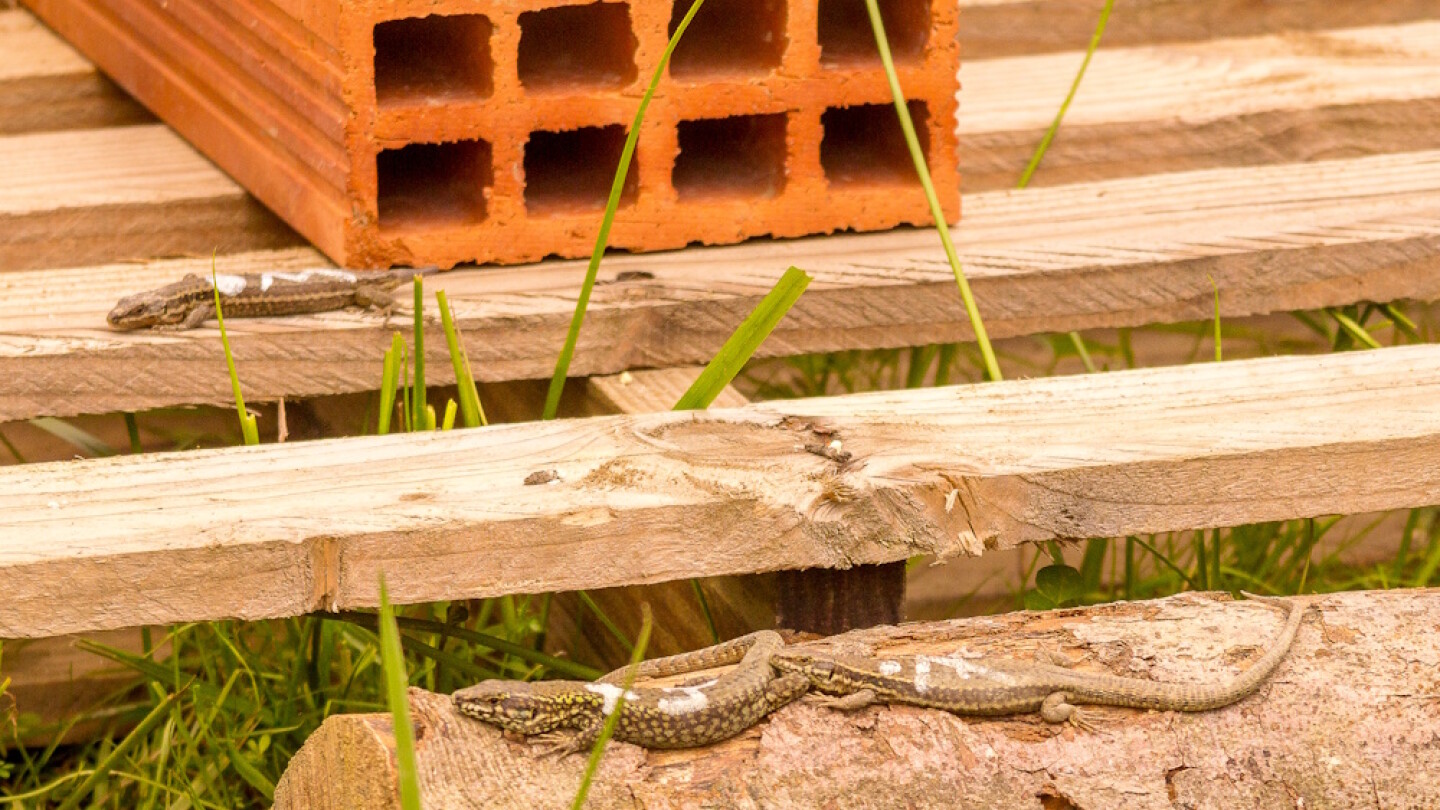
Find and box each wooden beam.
[5,345,1440,639]
[270,590,1439,809]
[961,20,1440,189]
[5,148,1440,421]
[0,9,152,134]
[958,0,1440,59]
[0,124,301,271]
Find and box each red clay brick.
[24,0,959,268]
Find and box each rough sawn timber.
[5,148,1440,421]
[271,590,1440,810]
[6,345,1440,638]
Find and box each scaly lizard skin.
[771,594,1314,727]
[453,630,809,753]
[106,267,435,330]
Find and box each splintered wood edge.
[4,147,1440,420]
[4,345,1440,638]
[271,590,1440,810]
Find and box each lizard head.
[770,649,845,692]
[452,680,594,735]
[107,275,210,330]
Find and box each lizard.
[106,267,437,331]
[453,630,810,753]
[769,593,1314,728]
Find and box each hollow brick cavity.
[373,14,494,105]
[674,114,788,201]
[525,125,639,214]
[668,0,787,80]
[821,102,929,188]
[377,140,493,231]
[518,2,639,91]
[817,0,929,66]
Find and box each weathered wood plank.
[4,148,1439,421]
[0,9,152,134]
[958,0,1440,59]
[271,590,1440,809]
[4,345,1440,639]
[0,124,301,271]
[961,21,1440,189]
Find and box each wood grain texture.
[961,21,1440,189]
[0,124,301,270]
[271,590,1440,809]
[0,9,152,134]
[5,148,1439,421]
[5,345,1440,638]
[549,368,777,669]
[958,0,1440,59]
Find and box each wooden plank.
[4,148,1440,421]
[271,590,1440,809]
[961,20,1440,190]
[0,9,153,134]
[0,124,302,271]
[5,344,1440,639]
[958,0,1440,59]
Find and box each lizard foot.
[1040,692,1098,732]
[531,731,585,757]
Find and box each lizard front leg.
[1040,692,1098,731]
[808,688,879,711]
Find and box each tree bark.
[273,589,1440,810]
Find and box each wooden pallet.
[3,2,1440,799]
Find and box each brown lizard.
[770,593,1314,728]
[106,267,436,331]
[453,630,809,753]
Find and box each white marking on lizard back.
[259,268,357,291]
[584,683,639,716]
[931,655,1005,682]
[878,660,902,676]
[210,274,248,296]
[656,678,717,715]
[914,657,932,693]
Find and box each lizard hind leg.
[1040,692,1098,731]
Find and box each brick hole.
[674,114,787,201]
[525,125,639,214]
[518,3,638,91]
[668,0,786,80]
[821,102,929,188]
[377,140,492,230]
[817,0,929,67]
[374,15,494,105]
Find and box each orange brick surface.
[25,0,959,268]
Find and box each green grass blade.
[543,0,708,420]
[1016,0,1115,188]
[378,576,424,810]
[411,278,429,431]
[1329,308,1382,349]
[674,267,811,410]
[441,400,457,431]
[124,413,142,453]
[378,333,405,435]
[864,0,1000,382]
[329,611,600,680]
[26,418,116,457]
[437,290,487,427]
[54,682,190,810]
[1066,332,1097,373]
[210,258,258,445]
[571,604,652,810]
[0,428,24,463]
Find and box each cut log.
[5,345,1440,639]
[272,590,1440,809]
